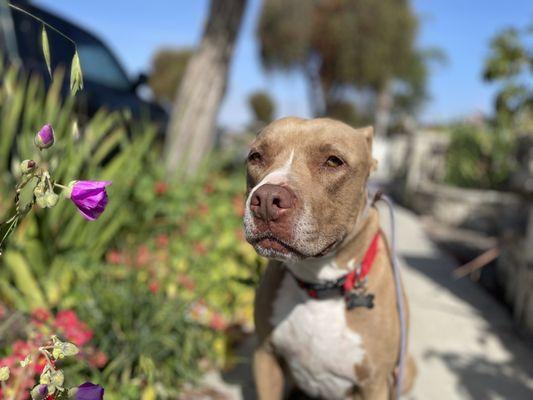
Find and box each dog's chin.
[249,235,340,262]
[251,237,304,262]
[254,245,303,262]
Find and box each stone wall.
[388,129,533,335]
[497,207,533,335]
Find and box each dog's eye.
[248,151,262,163]
[325,155,344,168]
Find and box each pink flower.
[87,350,108,369]
[155,234,169,248]
[66,181,112,221]
[31,308,51,324]
[106,250,123,265]
[178,275,196,291]
[55,310,93,347]
[135,245,151,267]
[34,124,55,149]
[154,181,168,196]
[149,281,160,294]
[209,313,227,331]
[193,242,207,256]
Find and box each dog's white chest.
[270,274,365,400]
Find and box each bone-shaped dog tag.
[346,292,375,310]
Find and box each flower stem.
[39,349,54,369]
[0,215,18,255]
[53,183,68,190]
[8,4,78,49]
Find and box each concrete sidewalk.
[213,205,533,399]
[378,205,533,400]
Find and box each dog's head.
[244,117,376,261]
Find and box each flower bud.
[39,370,51,385]
[31,384,48,400]
[0,366,10,381]
[50,370,64,388]
[69,382,104,400]
[34,124,55,150]
[36,195,48,209]
[34,180,46,199]
[43,192,59,208]
[20,159,37,174]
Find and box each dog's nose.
[250,184,293,222]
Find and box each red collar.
[288,232,381,302]
[343,231,381,292]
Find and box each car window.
[76,42,131,91]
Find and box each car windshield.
[77,43,131,91]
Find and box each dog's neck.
[285,200,379,284]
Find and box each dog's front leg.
[253,345,284,400]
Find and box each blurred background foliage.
[0,61,263,399]
[247,90,275,126]
[148,48,193,106]
[256,0,437,135]
[444,22,531,190]
[482,24,532,125]
[444,123,517,190]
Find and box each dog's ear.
[358,126,378,172]
[359,126,374,146]
[371,158,378,172]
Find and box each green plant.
[0,61,263,398]
[148,48,193,103]
[72,263,213,400]
[0,4,261,398]
[444,123,517,189]
[0,62,158,312]
[483,25,532,123]
[248,91,275,124]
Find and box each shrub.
[0,63,262,398]
[248,91,275,124]
[444,123,517,190]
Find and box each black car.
[0,0,168,133]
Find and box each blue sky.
[35,0,532,128]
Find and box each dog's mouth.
[312,240,338,258]
[249,233,338,259]
[250,234,305,257]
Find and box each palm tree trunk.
[164,0,247,178]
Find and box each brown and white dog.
[243,117,416,400]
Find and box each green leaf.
[3,250,47,310]
[41,25,52,77]
[20,354,31,367]
[69,50,84,95]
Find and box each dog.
[243,117,416,400]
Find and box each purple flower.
[67,180,112,221]
[74,382,104,400]
[30,384,48,400]
[34,124,55,149]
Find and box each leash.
[285,191,407,398]
[372,191,406,400]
